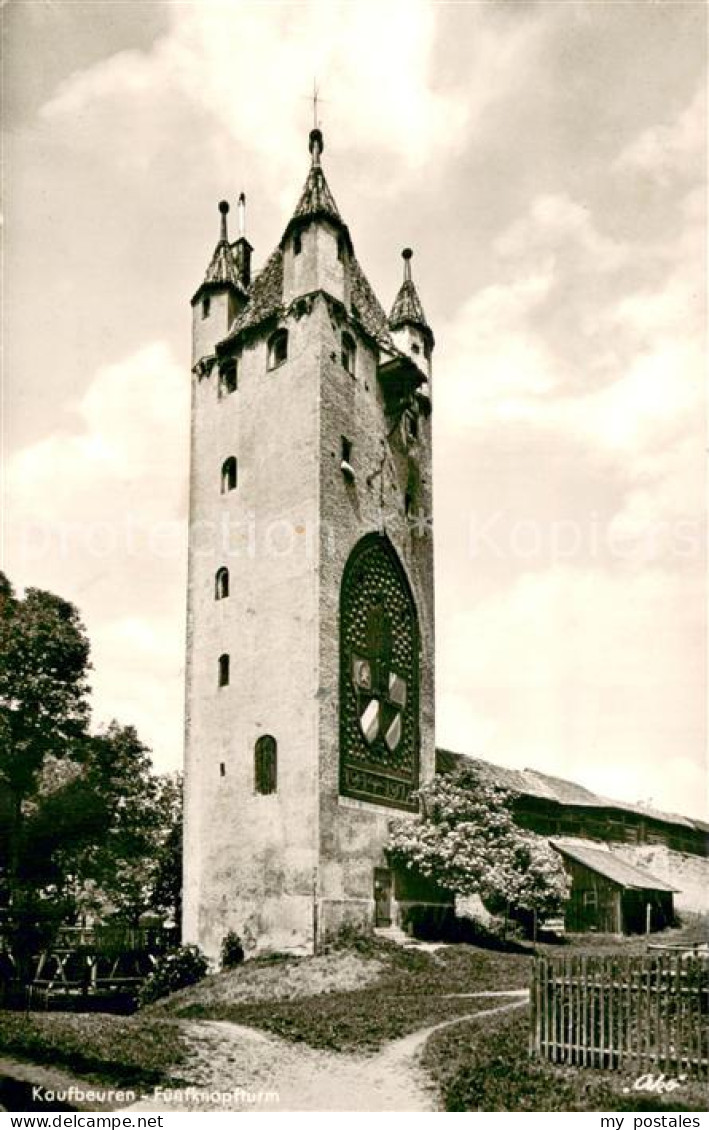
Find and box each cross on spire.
[303,78,327,130]
[312,78,320,129]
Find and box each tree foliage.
[0,575,91,801]
[0,572,182,962]
[387,768,570,922]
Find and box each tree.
[0,575,92,963]
[0,573,183,968]
[387,767,570,929]
[149,773,183,932]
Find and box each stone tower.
[183,130,436,959]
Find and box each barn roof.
[435,749,704,836]
[551,841,678,892]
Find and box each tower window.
[293,233,302,256]
[202,294,211,319]
[341,332,356,375]
[411,343,421,355]
[255,735,277,795]
[403,410,418,443]
[215,567,229,600]
[341,437,354,481]
[218,653,230,687]
[337,235,346,262]
[221,456,237,493]
[219,359,237,396]
[267,329,288,370]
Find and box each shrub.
[220,930,245,969]
[138,944,208,1007]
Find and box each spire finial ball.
[219,200,230,215]
[402,248,413,260]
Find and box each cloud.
[39,1,467,193]
[436,566,706,818]
[37,0,554,210]
[6,341,189,771]
[615,83,705,185]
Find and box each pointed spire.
[282,128,344,247]
[201,200,243,291]
[388,248,431,337]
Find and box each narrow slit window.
[202,294,211,319]
[293,233,302,256]
[337,235,346,262]
[218,653,230,687]
[221,456,237,493]
[215,567,229,600]
[255,735,277,795]
[267,329,288,370]
[341,332,356,375]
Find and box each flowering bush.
[387,769,569,926]
[220,930,245,969]
[138,944,208,1007]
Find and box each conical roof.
[194,201,247,302]
[203,239,242,289]
[388,248,431,337]
[282,129,345,241]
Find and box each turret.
[388,248,434,393]
[280,129,351,309]
[191,200,249,367]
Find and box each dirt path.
[126,991,529,1113]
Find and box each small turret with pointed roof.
[282,128,347,245]
[194,201,243,298]
[388,248,434,379]
[279,127,354,309]
[191,200,250,366]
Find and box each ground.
[0,925,706,1112]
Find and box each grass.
[422,1006,708,1112]
[0,1010,186,1090]
[164,938,531,1051]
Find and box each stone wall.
[183,297,323,961]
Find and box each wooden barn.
[551,841,677,935]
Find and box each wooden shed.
[552,841,677,935]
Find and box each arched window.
[341,332,356,375]
[219,359,237,396]
[202,294,211,319]
[221,456,237,493]
[218,653,230,687]
[267,329,288,370]
[293,233,302,256]
[215,567,229,600]
[255,735,277,794]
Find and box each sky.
[2,0,706,818]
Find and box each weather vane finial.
[312,78,320,129]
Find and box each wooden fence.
[530,953,708,1077]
